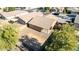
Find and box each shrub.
[0,24,19,50]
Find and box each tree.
[45,24,78,51]
[0,24,19,50]
[3,7,15,12]
[37,7,44,12]
[43,7,51,14]
[37,7,52,14]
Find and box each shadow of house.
[20,36,41,51]
[40,33,53,51]
[16,19,26,25]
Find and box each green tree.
[37,7,52,14]
[0,24,19,50]
[3,7,15,12]
[37,7,44,12]
[45,24,78,51]
[43,7,51,14]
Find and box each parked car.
[66,14,76,23]
[52,12,59,15]
[57,14,72,23]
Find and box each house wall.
[27,23,43,32]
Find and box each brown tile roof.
[18,12,43,23]
[0,10,28,18]
[18,14,32,23]
[29,16,57,29]
[25,27,51,45]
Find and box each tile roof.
[18,14,32,23]
[25,27,51,45]
[18,12,43,23]
[29,16,57,29]
[0,10,28,19]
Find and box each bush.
[45,24,78,51]
[0,24,19,50]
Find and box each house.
[27,16,57,34]
[20,15,58,50]
[0,10,28,21]
[56,7,65,13]
[15,7,26,10]
[67,7,79,14]
[74,15,79,30]
[29,12,43,17]
[24,7,38,12]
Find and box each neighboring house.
[15,7,26,10]
[57,17,70,24]
[26,12,43,17]
[74,15,79,30]
[67,7,79,14]
[56,14,72,24]
[0,10,28,21]
[51,7,64,13]
[24,7,38,12]
[57,7,65,13]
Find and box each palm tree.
[63,7,68,14]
